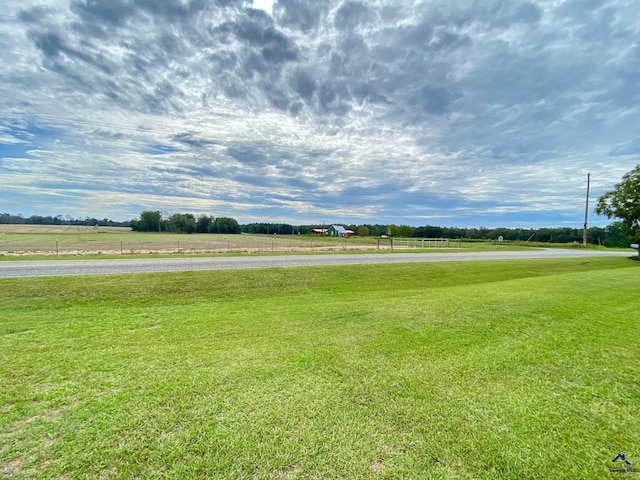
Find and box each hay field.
[0,225,380,256]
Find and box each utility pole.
[583,173,590,246]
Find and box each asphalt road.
[0,249,633,278]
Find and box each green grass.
[1,258,639,479]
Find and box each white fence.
[391,238,460,249]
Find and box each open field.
[0,225,134,235]
[0,224,609,258]
[2,257,639,478]
[0,226,368,256]
[0,225,385,256]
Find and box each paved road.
[0,249,633,278]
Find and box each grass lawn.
[1,257,639,479]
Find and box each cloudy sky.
[1,0,638,227]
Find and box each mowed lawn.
[1,258,639,479]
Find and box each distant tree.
[213,217,240,234]
[414,225,444,238]
[536,228,553,243]
[600,222,632,248]
[196,214,213,233]
[442,227,465,239]
[139,210,162,232]
[357,226,369,237]
[387,224,414,237]
[398,225,414,237]
[492,227,513,241]
[596,164,640,248]
[183,214,196,234]
[553,227,580,244]
[357,224,386,236]
[586,226,605,245]
[167,213,196,233]
[240,222,280,234]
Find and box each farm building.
[327,225,354,237]
[311,228,328,235]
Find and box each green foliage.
[593,222,631,248]
[397,225,413,237]
[133,212,240,234]
[357,226,369,237]
[414,225,444,237]
[196,214,212,233]
[167,213,196,234]
[213,216,240,234]
[1,258,639,478]
[136,210,162,232]
[1,213,128,227]
[596,164,640,243]
[388,224,420,237]
[241,222,298,234]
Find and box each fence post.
[56,240,59,256]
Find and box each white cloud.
[253,0,274,16]
[0,0,637,227]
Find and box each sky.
[0,0,638,228]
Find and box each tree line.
[130,211,240,234]
[1,211,632,247]
[0,216,633,248]
[0,213,129,227]
[238,221,632,246]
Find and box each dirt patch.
[0,225,130,234]
[0,244,387,257]
[371,458,384,474]
[1,457,22,477]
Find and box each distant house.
[327,225,354,237]
[311,228,328,235]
